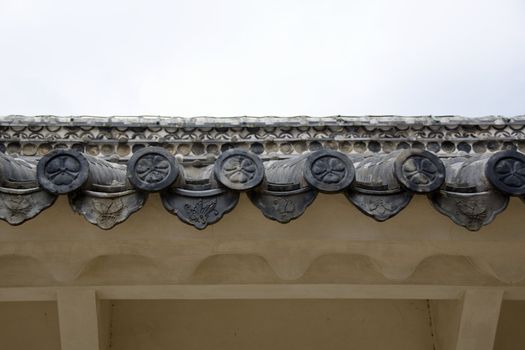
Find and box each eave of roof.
[2,115,525,127]
[0,115,524,231]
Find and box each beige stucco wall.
[0,194,524,286]
[494,301,525,349]
[0,299,439,350]
[0,298,522,350]
[0,301,61,350]
[109,299,435,350]
[0,193,524,349]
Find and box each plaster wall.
[0,299,439,350]
[109,299,436,350]
[0,193,523,349]
[0,301,60,350]
[0,194,523,286]
[494,300,525,349]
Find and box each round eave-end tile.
[486,150,525,196]
[394,150,445,193]
[127,147,179,192]
[37,149,89,194]
[304,150,355,192]
[214,149,264,191]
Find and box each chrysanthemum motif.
[401,156,438,186]
[223,156,256,183]
[4,194,32,221]
[93,198,124,229]
[495,159,525,187]
[311,156,346,184]
[45,155,81,185]
[136,155,171,184]
[456,197,489,231]
[184,199,218,228]
[272,198,295,219]
[367,198,395,217]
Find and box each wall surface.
[494,301,525,350]
[0,194,523,287]
[109,299,435,350]
[0,301,61,350]
[0,193,523,349]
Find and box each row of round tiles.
[1,140,523,157]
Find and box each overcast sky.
[0,0,524,117]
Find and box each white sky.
[0,0,524,117]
